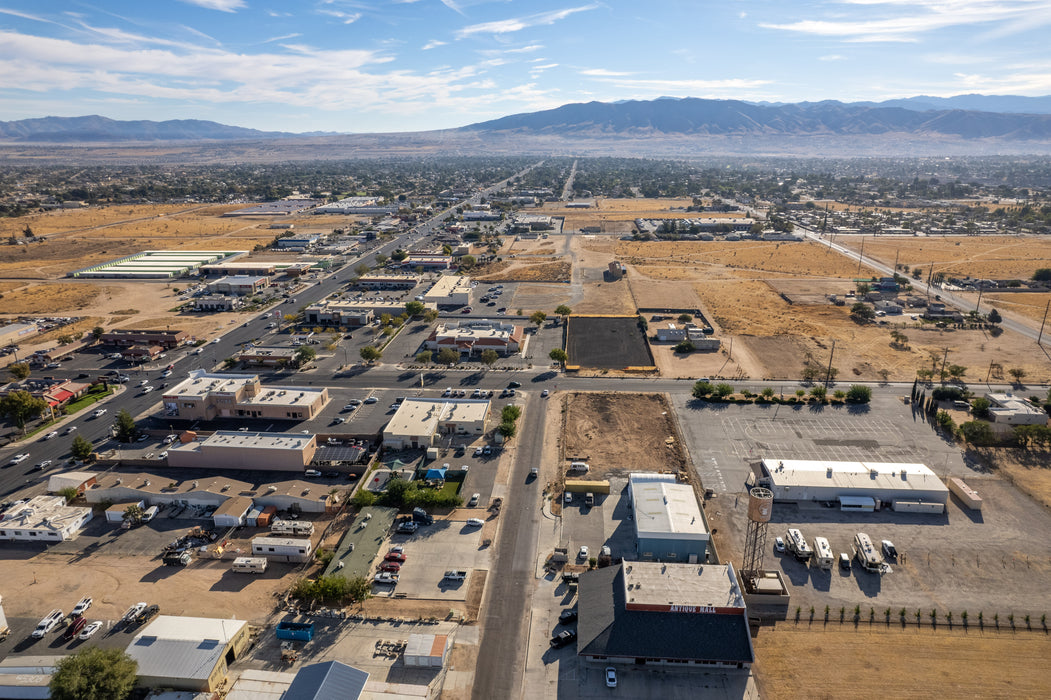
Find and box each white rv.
[811,536,834,570]
[231,557,268,574]
[784,528,813,561]
[853,533,888,573]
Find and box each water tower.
[741,486,774,583]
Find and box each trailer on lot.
[811,536,834,570]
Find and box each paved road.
[798,225,1046,344]
[473,391,545,700]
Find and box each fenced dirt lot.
[754,624,1051,699]
[566,316,653,369]
[561,393,688,479]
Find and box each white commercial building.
[984,392,1048,426]
[383,398,490,450]
[753,459,949,512]
[167,431,318,472]
[628,473,710,562]
[422,275,473,306]
[425,320,524,357]
[0,496,93,542]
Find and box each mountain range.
[0,115,294,142]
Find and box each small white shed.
[403,633,451,668]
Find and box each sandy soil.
[537,197,745,232]
[561,393,688,479]
[974,446,1051,510]
[984,291,1051,323]
[837,235,1051,280]
[754,624,1051,699]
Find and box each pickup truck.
[443,570,468,581]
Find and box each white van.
[231,557,268,574]
[304,469,322,478]
[568,462,590,472]
[141,505,159,523]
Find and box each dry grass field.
[838,235,1051,280]
[984,291,1051,323]
[754,624,1051,699]
[538,197,746,231]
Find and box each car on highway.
[461,307,472,314]
[8,453,30,465]
[64,426,77,434]
[508,381,521,389]
[194,347,204,354]
[164,434,177,444]
[92,409,107,418]
[29,460,52,472]
[43,431,59,441]
[78,620,103,640]
[211,338,221,344]
[141,386,154,394]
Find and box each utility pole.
[940,347,949,385]
[856,237,865,277]
[824,339,836,388]
[926,263,934,302]
[1038,300,1050,346]
[974,285,984,317]
[893,248,899,272]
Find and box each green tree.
[355,263,370,276]
[416,350,433,364]
[405,300,425,317]
[1007,367,1026,384]
[677,313,693,324]
[498,421,517,438]
[424,309,440,322]
[57,333,77,346]
[714,382,735,398]
[959,421,996,446]
[71,434,94,461]
[480,349,499,366]
[7,362,30,380]
[674,340,695,353]
[49,647,137,700]
[0,389,49,433]
[360,346,382,363]
[761,387,775,398]
[391,248,408,262]
[810,385,827,399]
[692,380,714,398]
[459,255,477,270]
[987,308,1002,324]
[529,310,547,327]
[351,489,376,508]
[122,504,143,524]
[947,364,967,380]
[442,244,453,254]
[970,397,991,419]
[346,575,372,603]
[850,302,875,323]
[58,486,79,503]
[549,348,568,366]
[846,385,872,403]
[91,325,105,342]
[554,304,572,322]
[113,409,138,443]
[1032,268,1051,282]
[437,347,460,365]
[294,346,317,366]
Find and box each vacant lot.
[754,624,1050,700]
[539,197,702,231]
[566,316,653,369]
[838,234,1051,280]
[562,392,688,480]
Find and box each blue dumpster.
[276,621,314,641]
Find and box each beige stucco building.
[162,370,328,421]
[383,398,490,449]
[167,431,318,471]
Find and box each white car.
[122,602,148,623]
[93,409,107,418]
[71,597,93,616]
[78,621,103,640]
[141,386,154,394]
[578,545,589,559]
[194,347,204,354]
[43,431,59,440]
[31,610,64,638]
[211,338,220,344]
[164,434,178,444]
[465,518,485,527]
[605,667,617,688]
[65,426,77,434]
[8,453,30,465]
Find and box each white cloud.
[263,33,303,44]
[178,0,246,12]
[422,40,447,50]
[819,54,846,61]
[318,9,363,24]
[579,68,635,77]
[456,4,598,39]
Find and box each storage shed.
[404,633,451,667]
[213,496,254,528]
[251,536,314,563]
[106,500,145,523]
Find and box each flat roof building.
[126,615,250,692]
[101,328,188,348]
[629,473,710,562]
[754,458,949,511]
[353,273,421,290]
[402,254,452,270]
[383,398,490,450]
[167,431,318,472]
[422,275,473,306]
[0,495,93,542]
[425,320,523,357]
[71,250,243,279]
[162,370,328,422]
[304,300,436,326]
[206,275,270,296]
[0,321,38,347]
[577,561,754,668]
[238,346,297,367]
[984,392,1048,426]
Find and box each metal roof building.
[125,616,250,692]
[284,661,369,699]
[754,458,949,511]
[577,562,754,668]
[628,473,710,563]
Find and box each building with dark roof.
[576,562,754,668]
[283,661,369,700]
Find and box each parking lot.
[375,519,491,599]
[670,392,968,494]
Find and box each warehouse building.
[303,300,436,326]
[402,254,451,270]
[752,459,949,512]
[195,295,244,312]
[47,471,98,496]
[167,431,318,471]
[162,370,329,421]
[577,561,754,668]
[422,275,473,306]
[0,495,93,542]
[71,250,242,279]
[126,616,250,692]
[383,398,490,449]
[283,661,369,700]
[101,328,188,348]
[629,473,710,562]
[206,275,270,296]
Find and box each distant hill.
[0,115,296,142]
[462,97,1051,139]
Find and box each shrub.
[846,385,872,403]
[692,381,713,399]
[713,383,735,398]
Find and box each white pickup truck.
[443,570,468,581]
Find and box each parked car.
[135,604,160,627]
[374,572,399,584]
[549,630,576,648]
[122,602,147,624]
[396,521,419,535]
[465,518,485,527]
[32,609,65,638]
[71,597,93,617]
[384,551,406,563]
[64,616,87,640]
[578,545,589,559]
[881,540,898,559]
[78,620,103,640]
[774,536,786,553]
[363,396,378,404]
[558,608,578,624]
[482,445,492,456]
[839,552,852,570]
[605,667,618,688]
[468,493,480,507]
[379,561,402,573]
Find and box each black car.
[508,381,521,389]
[558,609,578,624]
[550,630,576,648]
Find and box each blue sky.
[1,1,1050,132]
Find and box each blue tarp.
[425,468,447,480]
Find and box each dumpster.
[276,621,314,641]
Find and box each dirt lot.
[537,197,745,232]
[754,624,1050,699]
[566,316,653,369]
[837,234,1051,280]
[975,446,1051,509]
[561,392,688,479]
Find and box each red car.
[384,551,406,563]
[379,561,401,573]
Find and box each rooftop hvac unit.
[144,480,150,486]
[827,467,833,478]
[267,485,277,492]
[192,481,199,488]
